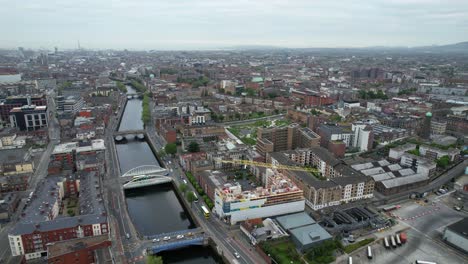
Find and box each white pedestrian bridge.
[121,165,172,189]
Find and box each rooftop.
[446,217,468,237]
[290,223,332,246]
[47,235,110,259]
[218,173,302,203]
[276,212,316,230]
[0,147,29,164]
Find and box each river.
[115,86,221,263]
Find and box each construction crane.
[218,159,320,174]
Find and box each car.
[234,252,240,259]
[163,236,171,241]
[454,206,462,211]
[187,232,194,237]
[176,235,184,239]
[152,238,160,243]
[126,233,130,239]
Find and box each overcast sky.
[1,0,467,50]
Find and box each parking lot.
[339,196,468,264]
[340,227,467,264]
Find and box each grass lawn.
[260,240,303,264]
[343,238,375,254]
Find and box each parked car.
[163,236,171,241]
[152,238,160,243]
[176,235,184,239]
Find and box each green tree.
[179,183,187,194]
[116,81,127,93]
[164,143,177,155]
[436,155,450,168]
[157,149,166,158]
[187,142,200,153]
[246,88,256,96]
[186,191,197,206]
[147,255,163,264]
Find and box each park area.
[227,119,290,145]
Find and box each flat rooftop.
[276,212,316,230]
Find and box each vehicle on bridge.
[201,205,210,218]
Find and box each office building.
[0,94,47,122]
[9,105,48,131]
[214,172,305,225]
[56,95,84,114]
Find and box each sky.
[1,0,468,50]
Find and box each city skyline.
[1,0,468,50]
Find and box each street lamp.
[267,254,279,264]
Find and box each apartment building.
[8,172,108,260]
[268,151,374,210]
[256,124,320,158]
[9,105,48,131]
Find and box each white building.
[214,172,305,225]
[352,122,373,152]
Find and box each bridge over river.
[120,165,172,189]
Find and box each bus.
[201,205,210,218]
[415,261,437,264]
[367,246,373,259]
[348,256,353,264]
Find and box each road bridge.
[114,129,146,136]
[145,228,206,254]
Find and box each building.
[56,95,84,114]
[0,192,20,222]
[0,148,34,176]
[46,235,111,264]
[317,124,353,148]
[8,172,108,260]
[9,105,48,131]
[443,218,468,254]
[343,99,360,108]
[400,153,437,178]
[256,124,320,158]
[388,144,417,161]
[431,120,447,135]
[352,122,374,152]
[0,94,47,122]
[419,145,459,162]
[214,172,305,225]
[291,90,335,106]
[276,212,332,252]
[419,112,432,139]
[268,150,374,210]
[351,160,430,195]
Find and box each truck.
[399,232,407,244]
[395,233,402,246]
[384,237,390,249]
[390,235,397,248]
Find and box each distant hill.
[226,41,468,54]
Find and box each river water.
[115,86,221,263]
